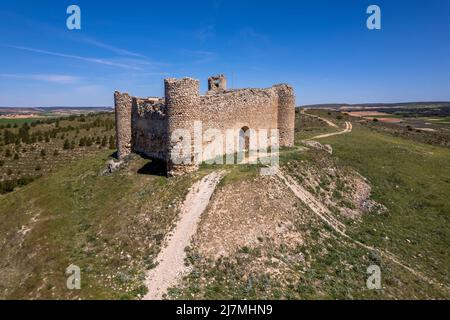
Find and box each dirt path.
[143,171,224,300]
[300,109,352,139]
[275,168,448,292]
[310,121,352,140]
[301,108,339,128]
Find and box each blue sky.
[0,0,449,107]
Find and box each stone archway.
[239,126,250,151]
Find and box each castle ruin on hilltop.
[114,75,295,176]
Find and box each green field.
[317,124,450,298]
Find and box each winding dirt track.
[275,167,448,293]
[301,108,339,128]
[300,108,352,140]
[311,121,352,140]
[143,171,224,300]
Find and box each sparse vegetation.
[0,112,115,194]
[0,108,449,300]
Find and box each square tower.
[207,74,227,92]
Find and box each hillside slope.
[0,152,210,299]
[1,111,449,299]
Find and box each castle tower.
[274,84,295,147]
[114,91,133,159]
[207,74,227,93]
[164,78,200,176]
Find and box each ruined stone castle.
[114,75,295,176]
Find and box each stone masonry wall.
[274,84,296,147]
[165,78,201,176]
[199,87,278,158]
[114,75,296,175]
[114,91,132,159]
[132,97,168,160]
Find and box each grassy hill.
[0,110,449,299]
[0,151,211,299]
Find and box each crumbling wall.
[132,97,168,160]
[114,75,296,176]
[114,91,132,159]
[165,78,201,176]
[274,84,295,147]
[207,74,227,93]
[199,88,279,159]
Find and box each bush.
[109,136,116,149]
[63,139,70,150]
[0,176,36,194]
[0,180,17,194]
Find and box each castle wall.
[198,88,279,158]
[114,91,132,159]
[114,75,296,176]
[165,78,201,176]
[131,97,168,160]
[274,84,296,147]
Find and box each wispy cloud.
[70,35,147,58]
[181,49,217,64]
[0,73,80,84]
[7,45,142,70]
[12,13,147,59]
[195,25,216,42]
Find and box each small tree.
[41,149,46,157]
[5,148,11,157]
[63,139,70,150]
[109,136,115,150]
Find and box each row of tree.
[0,114,115,146]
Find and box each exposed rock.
[302,140,333,154]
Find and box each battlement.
[114,75,295,176]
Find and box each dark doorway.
[137,158,167,176]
